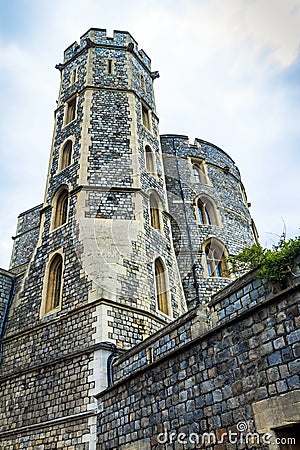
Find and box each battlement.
[160,134,238,169]
[63,28,151,69]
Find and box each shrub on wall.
[228,234,300,286]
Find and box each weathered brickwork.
[0,355,95,449]
[113,306,208,384]
[1,28,295,450]
[107,304,168,349]
[0,305,96,376]
[210,256,300,327]
[2,422,90,450]
[0,354,93,432]
[9,204,42,273]
[0,269,14,341]
[161,135,256,307]
[0,29,187,449]
[97,272,300,449]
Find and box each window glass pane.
[215,261,222,277]
[193,165,201,183]
[198,204,205,224]
[205,207,212,225]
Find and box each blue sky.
[0,0,299,268]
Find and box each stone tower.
[0,28,259,449]
[161,135,258,307]
[0,29,186,448]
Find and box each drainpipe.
[0,277,16,363]
[172,138,201,305]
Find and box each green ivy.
[227,234,300,285]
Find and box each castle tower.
[161,135,258,307]
[0,29,186,448]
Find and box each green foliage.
[228,234,300,285]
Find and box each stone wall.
[161,135,256,307]
[0,269,14,342]
[96,270,300,449]
[9,204,42,274]
[0,29,186,449]
[0,28,278,450]
[0,294,97,448]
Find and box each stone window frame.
[190,157,209,185]
[141,102,151,132]
[40,249,64,318]
[194,194,221,227]
[202,237,229,279]
[149,191,163,233]
[59,138,74,172]
[70,67,77,85]
[145,144,157,176]
[51,185,69,231]
[154,256,171,316]
[64,95,77,127]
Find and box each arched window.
[149,193,162,231]
[196,196,219,226]
[204,240,228,278]
[155,258,170,315]
[53,188,68,229]
[198,199,211,225]
[145,145,156,174]
[140,74,146,91]
[45,253,63,313]
[60,141,72,170]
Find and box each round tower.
[161,135,258,308]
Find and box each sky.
[0,0,299,269]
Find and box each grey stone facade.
[96,265,300,449]
[9,204,42,274]
[161,135,256,307]
[0,28,297,449]
[0,269,14,351]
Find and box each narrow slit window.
[53,189,68,229]
[150,193,162,232]
[145,145,156,174]
[192,161,208,184]
[45,254,63,313]
[66,97,76,124]
[142,105,150,130]
[61,141,72,170]
[155,258,170,315]
[193,165,201,183]
[107,59,113,74]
